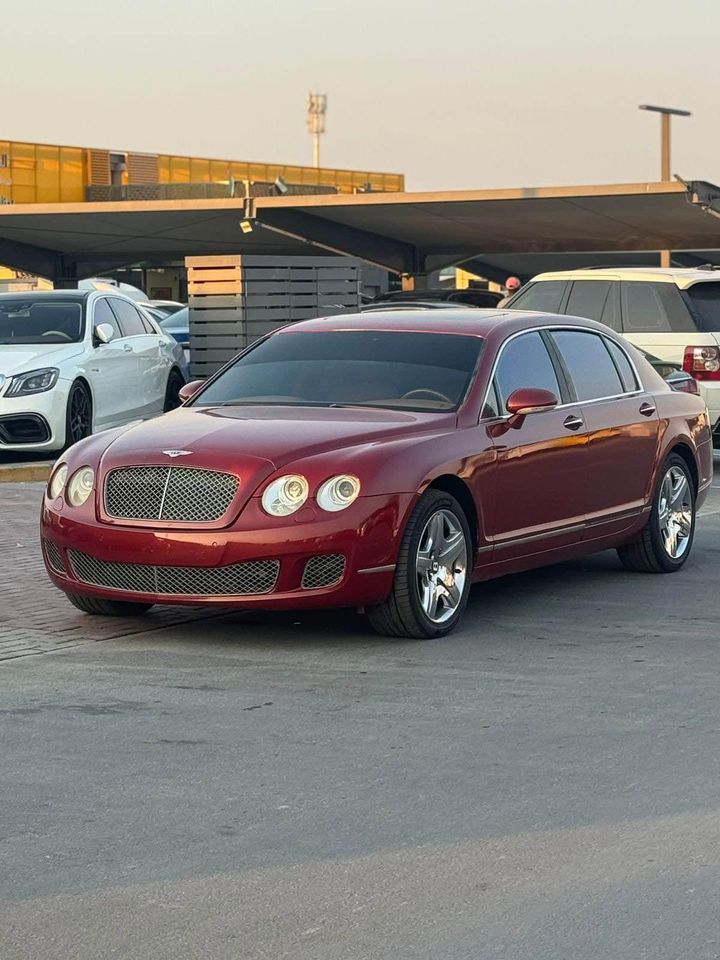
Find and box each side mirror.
[178,379,204,403]
[94,323,114,344]
[505,387,558,427]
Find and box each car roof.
[275,308,591,339]
[530,267,720,289]
[0,289,92,302]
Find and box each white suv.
[505,267,720,445]
[0,290,188,452]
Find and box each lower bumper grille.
[43,539,66,574]
[301,554,346,589]
[68,550,280,597]
[0,414,51,445]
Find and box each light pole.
[639,104,691,267]
[307,93,327,169]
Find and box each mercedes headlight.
[67,467,95,507]
[48,463,68,500]
[6,367,59,396]
[261,475,309,517]
[316,475,361,512]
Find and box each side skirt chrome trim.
[358,564,396,575]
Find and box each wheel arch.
[667,441,699,495]
[425,474,480,556]
[68,375,94,427]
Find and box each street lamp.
[639,104,692,266]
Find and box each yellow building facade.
[0,139,404,205]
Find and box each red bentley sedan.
[41,310,712,638]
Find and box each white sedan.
[0,290,188,453]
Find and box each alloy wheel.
[416,509,468,623]
[658,465,693,560]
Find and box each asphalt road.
[3,471,720,959]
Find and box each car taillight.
[682,345,720,380]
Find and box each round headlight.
[317,474,361,512]
[262,474,309,516]
[48,463,68,500]
[67,467,95,507]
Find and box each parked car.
[503,267,720,445]
[372,287,503,308]
[0,291,187,452]
[361,300,466,312]
[42,309,711,638]
[160,306,189,349]
[148,300,185,318]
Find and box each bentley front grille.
[68,550,280,597]
[104,466,238,522]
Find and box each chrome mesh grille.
[104,466,238,522]
[301,554,346,590]
[43,539,66,574]
[68,550,279,597]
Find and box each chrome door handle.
[639,402,656,417]
[123,343,133,352]
[563,415,584,431]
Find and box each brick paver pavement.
[1,482,225,660]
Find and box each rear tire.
[163,369,185,412]
[617,452,695,573]
[65,592,154,617]
[366,489,472,639]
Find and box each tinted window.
[196,331,484,412]
[493,332,561,409]
[600,283,622,332]
[682,281,720,332]
[604,338,638,392]
[552,330,623,400]
[565,281,611,322]
[481,380,502,419]
[93,298,120,340]
[621,281,695,333]
[110,298,146,337]
[508,281,567,314]
[0,297,84,344]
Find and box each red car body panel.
[41,310,713,611]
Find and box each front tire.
[617,453,695,573]
[366,489,472,639]
[65,381,93,449]
[65,592,154,617]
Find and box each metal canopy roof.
[1,180,720,281]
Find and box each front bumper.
[0,380,70,451]
[41,493,414,610]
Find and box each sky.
[4,0,720,191]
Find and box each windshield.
[0,298,84,344]
[195,330,484,412]
[682,282,720,332]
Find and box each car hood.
[0,343,85,377]
[101,404,455,473]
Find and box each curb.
[0,462,53,483]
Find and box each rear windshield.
[0,298,84,344]
[195,330,484,412]
[682,282,720,332]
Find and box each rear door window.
[621,281,695,333]
[507,281,568,314]
[682,281,720,332]
[565,280,612,323]
[493,331,561,410]
[551,330,624,401]
[109,298,146,337]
